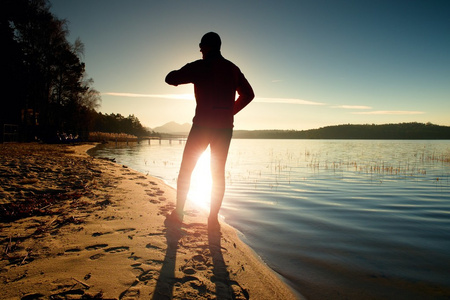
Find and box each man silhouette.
[165,32,254,229]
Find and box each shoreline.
[0,143,301,299]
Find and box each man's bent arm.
[233,75,254,115]
[165,65,193,86]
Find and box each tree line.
[1,0,153,143]
[93,112,155,138]
[233,123,450,139]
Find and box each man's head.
[199,32,221,57]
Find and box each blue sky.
[51,0,450,130]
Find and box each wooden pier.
[95,135,187,146]
[137,136,187,145]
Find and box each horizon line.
[154,121,445,130]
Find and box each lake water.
[89,139,450,299]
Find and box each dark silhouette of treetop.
[1,0,100,142]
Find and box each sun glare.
[188,149,212,210]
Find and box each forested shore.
[233,123,450,139]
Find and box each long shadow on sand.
[208,228,234,299]
[208,228,250,300]
[152,220,182,300]
[152,219,249,299]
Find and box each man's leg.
[209,128,232,223]
[175,126,209,218]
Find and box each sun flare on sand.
[188,149,213,210]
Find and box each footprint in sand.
[229,281,250,299]
[85,244,108,251]
[158,203,175,216]
[179,275,210,295]
[192,254,208,270]
[182,267,197,275]
[119,286,140,299]
[151,187,164,195]
[138,269,157,282]
[104,246,130,253]
[21,293,45,300]
[83,244,109,260]
[145,243,161,250]
[145,190,156,197]
[65,248,82,253]
[89,253,105,260]
[131,266,144,277]
[181,253,210,274]
[92,231,112,237]
[116,228,136,233]
[147,232,165,237]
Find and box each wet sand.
[0,143,300,299]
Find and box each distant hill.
[152,122,191,135]
[233,123,450,139]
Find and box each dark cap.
[200,32,221,50]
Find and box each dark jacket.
[165,52,254,128]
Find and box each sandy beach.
[0,143,300,299]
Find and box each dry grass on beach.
[0,143,299,299]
